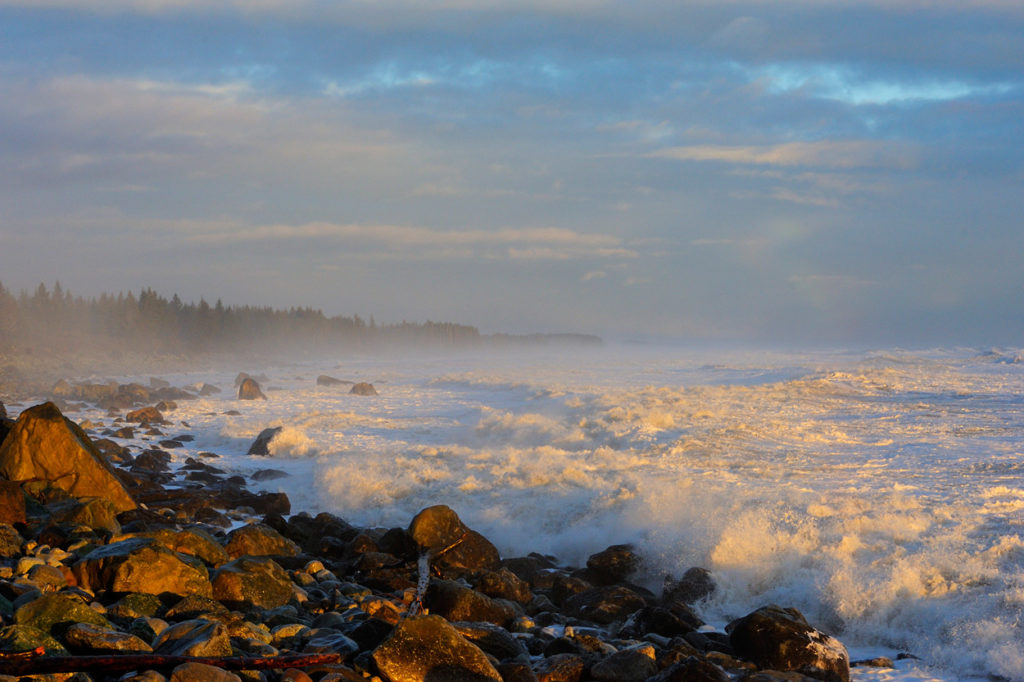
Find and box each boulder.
[0,624,67,655]
[476,568,533,605]
[237,378,267,401]
[247,426,282,456]
[586,544,640,584]
[211,556,295,610]
[126,406,164,424]
[72,537,213,599]
[726,605,850,682]
[424,580,516,628]
[590,644,658,682]
[665,567,716,604]
[564,585,650,625]
[533,653,585,682]
[49,497,121,534]
[140,527,230,568]
[349,382,377,396]
[452,621,530,662]
[647,657,730,682]
[64,622,153,653]
[14,592,112,637]
[0,402,137,512]
[225,523,301,559]
[371,614,502,682]
[153,619,232,657]
[407,505,500,573]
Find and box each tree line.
[0,281,482,356]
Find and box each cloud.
[648,140,918,170]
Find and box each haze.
[1,1,1022,347]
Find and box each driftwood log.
[0,650,343,676]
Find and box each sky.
[1,1,1022,346]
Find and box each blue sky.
[1,1,1022,345]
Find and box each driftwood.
[0,651,343,676]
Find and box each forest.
[0,281,485,356]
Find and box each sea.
[37,344,1024,681]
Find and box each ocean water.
[56,346,1024,681]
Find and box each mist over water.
[19,344,1024,681]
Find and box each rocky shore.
[0,376,870,682]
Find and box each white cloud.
[648,140,918,170]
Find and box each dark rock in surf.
[349,382,377,396]
[247,426,283,456]
[665,566,716,605]
[726,605,850,682]
[586,544,640,584]
[238,377,267,400]
[198,383,221,396]
[564,585,651,625]
[316,375,352,386]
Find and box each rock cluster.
[0,393,861,682]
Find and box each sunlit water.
[46,345,1024,681]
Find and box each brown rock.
[424,580,516,628]
[349,382,377,396]
[371,614,502,682]
[407,504,500,573]
[72,537,213,599]
[726,605,849,682]
[533,653,585,682]
[224,523,300,559]
[126,406,165,424]
[211,556,295,610]
[0,402,137,512]
[237,378,267,400]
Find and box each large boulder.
[371,614,502,682]
[211,556,295,610]
[424,580,517,628]
[14,592,113,637]
[224,523,301,559]
[726,605,850,682]
[408,505,500,573]
[237,378,267,401]
[0,402,137,512]
[72,537,213,599]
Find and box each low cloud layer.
[0,2,1021,344]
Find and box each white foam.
[71,346,1024,682]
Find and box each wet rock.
[371,614,502,682]
[590,644,658,682]
[224,523,301,559]
[726,605,849,682]
[211,556,295,610]
[237,378,267,401]
[648,656,730,682]
[301,631,359,658]
[153,618,232,657]
[126,406,165,424]
[0,401,137,512]
[199,383,221,396]
[64,621,153,653]
[424,579,517,628]
[164,595,230,621]
[665,567,716,605]
[14,592,112,637]
[533,653,585,682]
[349,382,377,396]
[476,568,533,605]
[452,621,530,662]
[247,427,282,456]
[618,606,701,639]
[251,468,289,481]
[72,537,213,599]
[25,564,67,592]
[106,593,165,623]
[407,505,500,573]
[586,544,640,585]
[564,585,650,625]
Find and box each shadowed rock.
[247,426,282,456]
[349,382,377,396]
[726,605,850,682]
